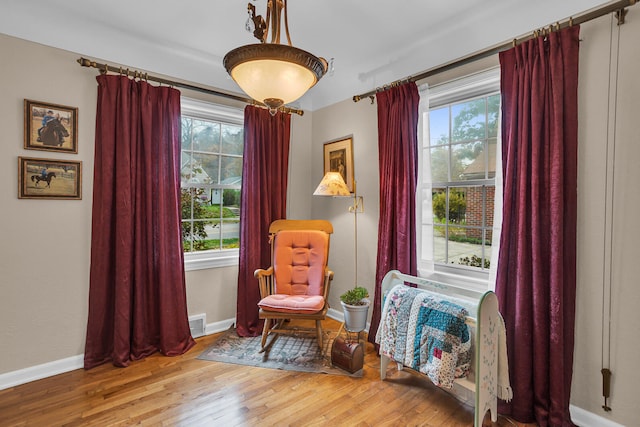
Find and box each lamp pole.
[349,181,363,288]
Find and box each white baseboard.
[328,307,343,322]
[570,404,625,427]
[0,354,84,391]
[0,317,237,391]
[204,318,235,335]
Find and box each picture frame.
[24,99,78,153]
[18,157,82,200]
[323,137,354,193]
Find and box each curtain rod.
[353,0,638,103]
[76,57,304,116]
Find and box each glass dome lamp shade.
[224,43,327,112]
[223,1,328,113]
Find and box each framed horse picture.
[18,157,82,200]
[24,99,78,153]
[323,137,354,193]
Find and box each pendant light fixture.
[223,1,328,114]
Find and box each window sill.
[184,249,239,271]
[417,267,490,294]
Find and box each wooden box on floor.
[331,336,364,373]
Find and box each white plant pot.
[341,299,370,333]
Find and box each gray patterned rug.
[197,326,362,377]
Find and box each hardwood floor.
[0,319,535,426]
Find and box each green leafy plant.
[458,255,490,269]
[340,286,370,306]
[432,191,466,222]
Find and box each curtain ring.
[569,16,574,26]
[512,38,517,47]
[100,63,108,75]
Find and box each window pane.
[221,220,240,249]
[448,187,467,225]
[431,187,447,223]
[430,147,448,182]
[181,117,192,150]
[181,188,212,252]
[192,120,220,152]
[192,153,219,184]
[221,124,244,155]
[452,141,484,181]
[220,156,242,183]
[429,107,449,146]
[487,138,497,179]
[486,185,495,229]
[465,186,484,229]
[433,225,446,263]
[180,150,193,186]
[451,98,486,143]
[181,102,244,255]
[487,94,500,138]
[421,188,433,224]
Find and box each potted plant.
[340,286,370,332]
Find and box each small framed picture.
[323,137,354,193]
[18,157,82,200]
[24,99,78,153]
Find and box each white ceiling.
[1,0,609,111]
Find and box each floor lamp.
[313,171,364,288]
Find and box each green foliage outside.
[181,116,243,252]
[457,255,490,269]
[430,95,499,181]
[432,191,466,222]
[181,188,240,252]
[429,94,498,270]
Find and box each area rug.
[197,327,362,377]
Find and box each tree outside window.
[181,115,243,253]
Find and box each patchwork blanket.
[375,284,471,389]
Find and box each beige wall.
[310,99,379,311]
[0,33,311,375]
[1,35,96,372]
[572,9,640,426]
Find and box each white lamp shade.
[313,172,351,196]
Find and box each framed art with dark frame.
[24,99,78,153]
[18,157,82,200]
[323,137,354,193]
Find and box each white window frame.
[181,97,244,271]
[417,68,501,292]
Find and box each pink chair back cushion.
[272,229,329,296]
[258,229,329,314]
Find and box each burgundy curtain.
[496,26,580,426]
[369,82,420,345]
[84,75,195,369]
[236,106,291,337]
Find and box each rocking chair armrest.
[255,266,275,299]
[323,267,334,301]
[254,266,274,279]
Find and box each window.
[417,69,500,284]
[180,98,244,270]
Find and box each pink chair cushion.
[258,294,325,314]
[272,229,329,297]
